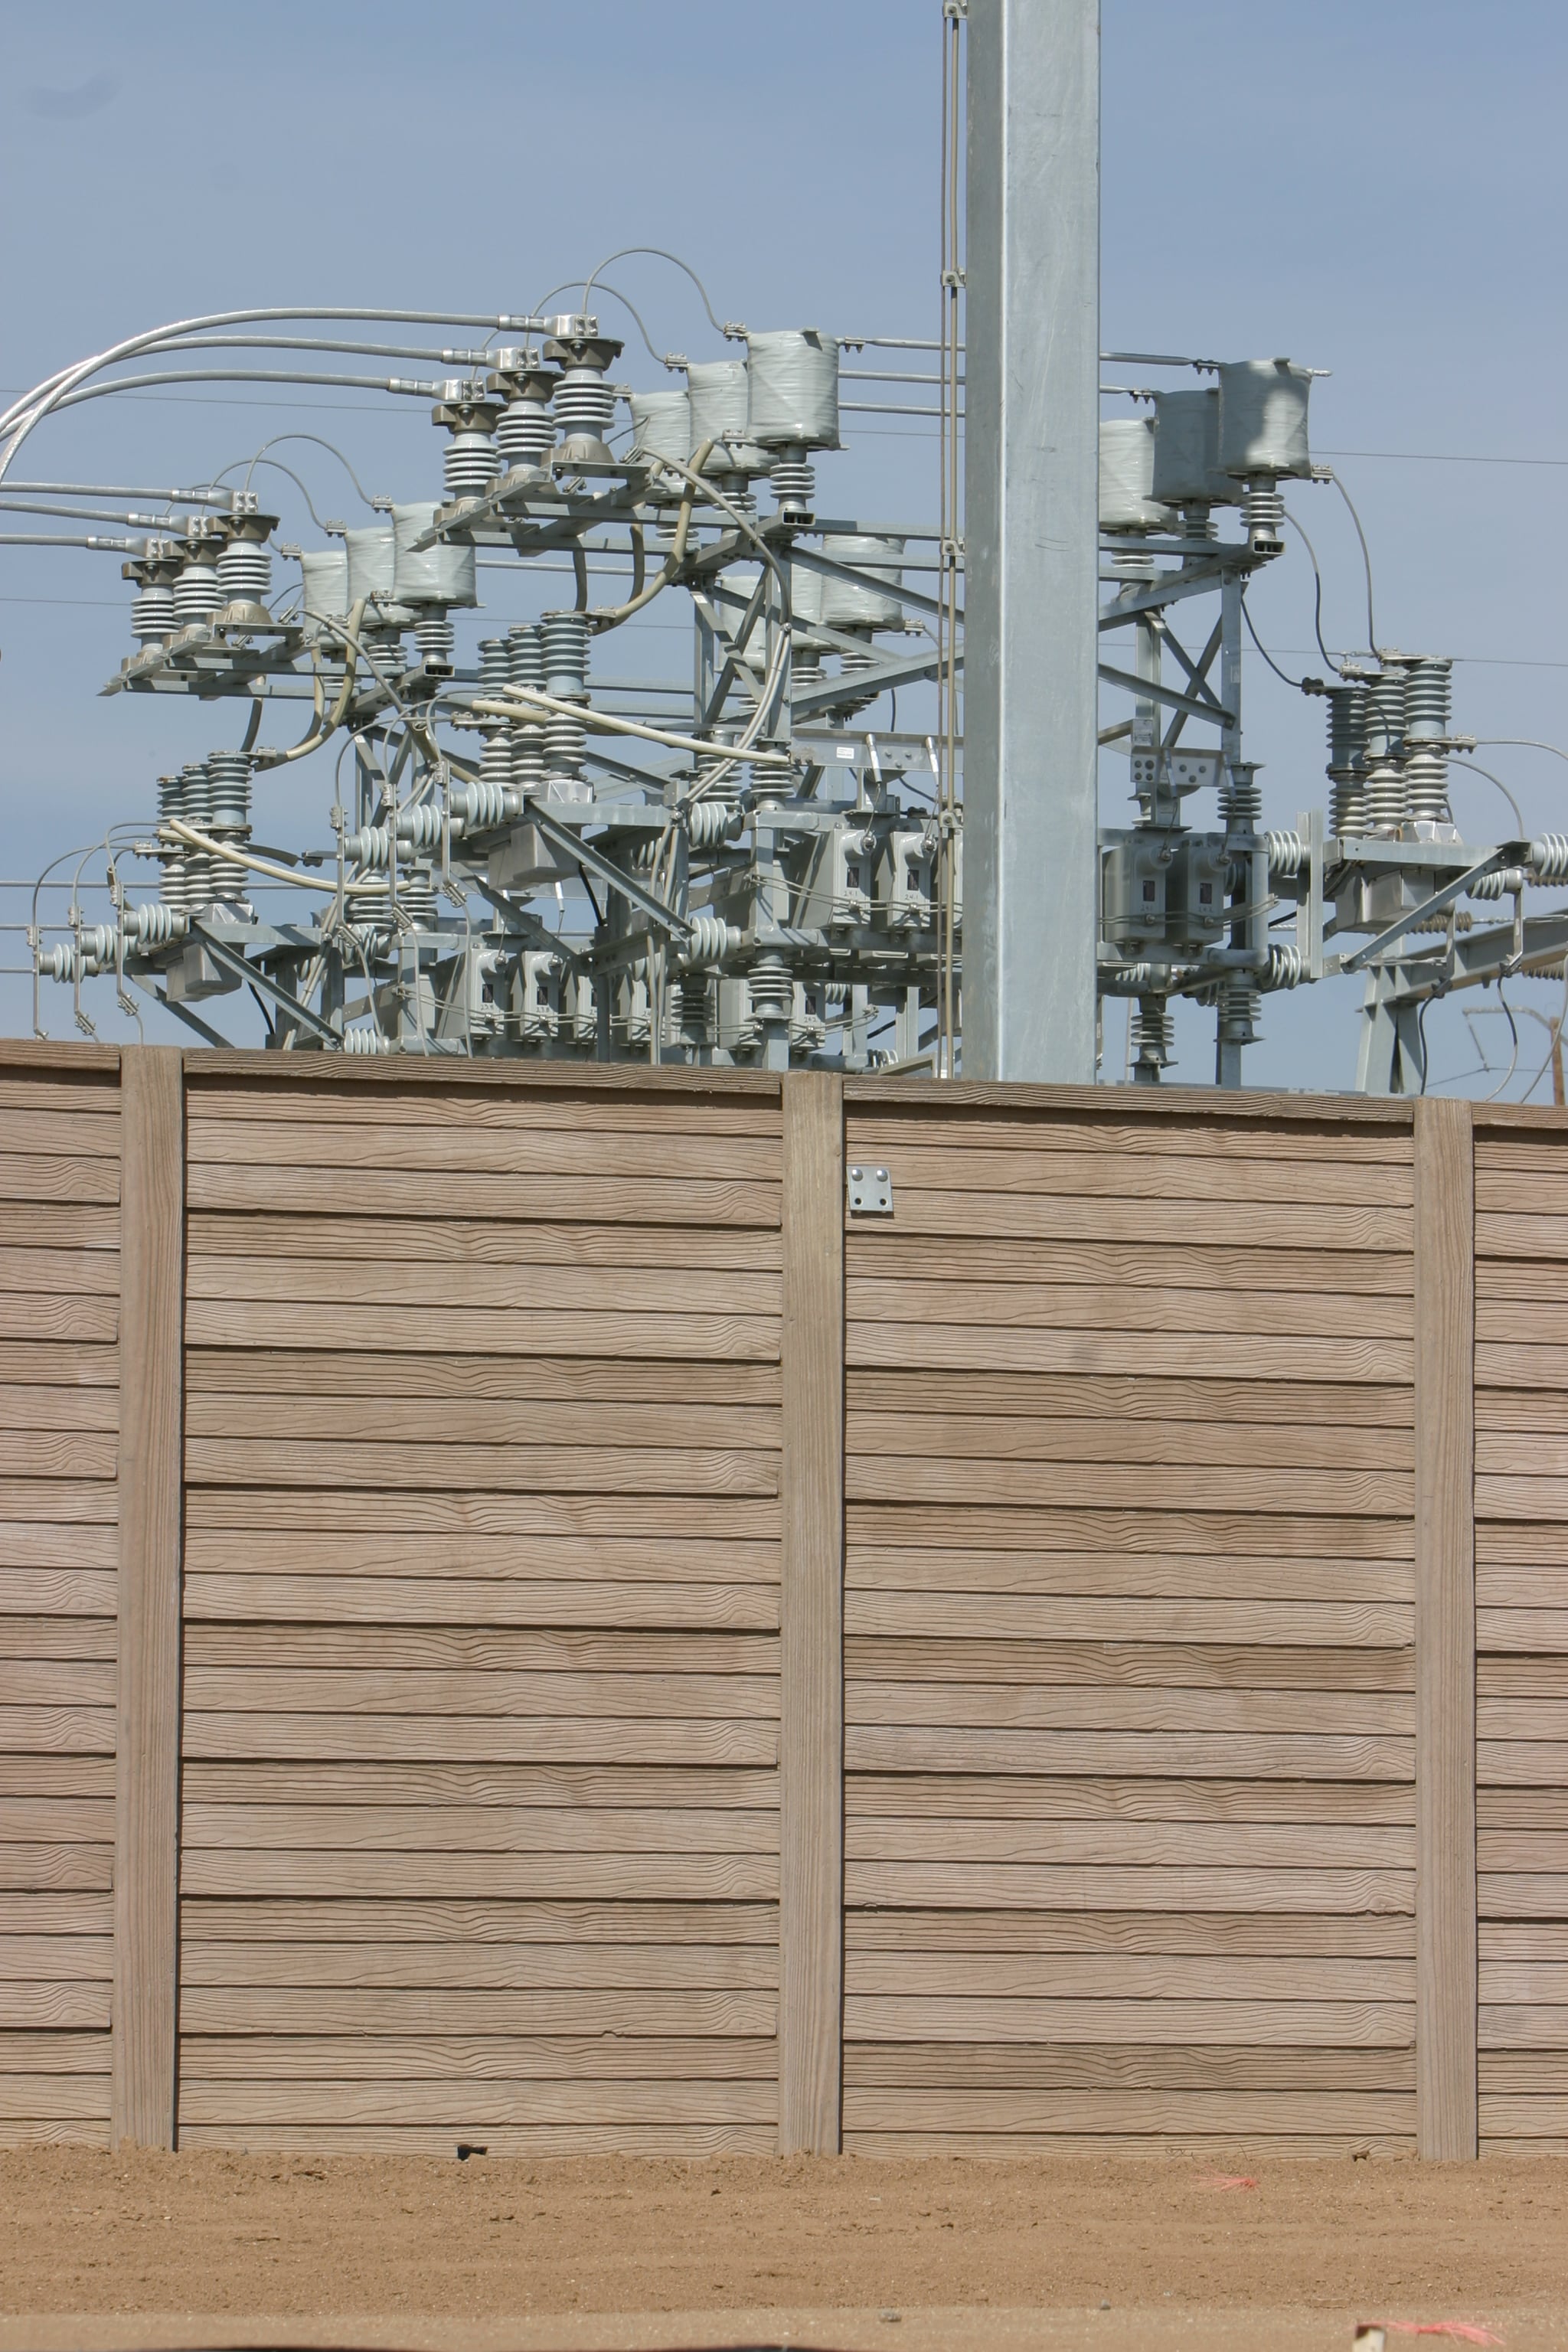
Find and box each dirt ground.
[2,2150,1566,2352]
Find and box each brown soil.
[2,2150,1566,2352]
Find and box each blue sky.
[1,1,1563,1089]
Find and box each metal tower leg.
[1357,965,1427,1094]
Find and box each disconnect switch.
[847,1163,894,1217]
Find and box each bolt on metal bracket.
[847,1163,894,1217]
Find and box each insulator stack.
[1403,657,1454,828]
[414,614,454,665]
[1222,763,1261,836]
[1132,996,1172,1071]
[49,923,120,981]
[1242,481,1285,554]
[1365,668,1406,755]
[1470,866,1528,901]
[675,971,711,1036]
[553,368,616,447]
[694,733,748,820]
[1265,830,1304,879]
[678,914,742,967]
[178,762,219,905]
[544,707,584,776]
[1263,942,1305,989]
[449,779,518,835]
[544,610,590,695]
[497,397,555,469]
[157,775,192,910]
[129,902,187,948]
[1325,682,1370,835]
[542,610,589,779]
[173,536,224,626]
[545,332,623,466]
[479,730,511,788]
[400,805,446,851]
[363,627,405,679]
[490,355,557,469]
[217,541,272,612]
[345,825,392,871]
[348,805,445,868]
[1217,975,1260,1045]
[478,638,513,788]
[686,799,740,848]
[206,751,253,844]
[508,623,546,789]
[394,867,439,929]
[1530,835,1568,886]
[747,952,792,1022]
[131,580,176,642]
[1364,668,1408,833]
[769,456,815,517]
[443,428,499,500]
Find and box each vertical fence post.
[1413,1095,1477,2160]
[113,1047,185,2149]
[779,1072,845,2152]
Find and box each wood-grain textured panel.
[178,1071,785,2151]
[841,1095,1417,2153]
[0,1058,119,2146]
[1472,1120,1568,2139]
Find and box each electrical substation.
[5,0,1568,2180]
[5,9,1560,1096]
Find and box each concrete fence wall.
[2,1041,1563,2159]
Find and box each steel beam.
[964,0,1101,1081]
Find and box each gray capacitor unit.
[1217,359,1312,479]
[789,562,830,642]
[392,502,478,606]
[626,387,693,467]
[744,329,841,449]
[1099,416,1172,532]
[686,360,769,472]
[344,524,400,605]
[808,534,906,629]
[299,548,349,623]
[1150,387,1233,507]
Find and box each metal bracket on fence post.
[846,1163,893,1217]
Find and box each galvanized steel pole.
[963,0,1102,1081]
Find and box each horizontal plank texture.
[10,1050,1568,2162]
[841,1094,1419,2156]
[1473,1125,1568,2145]
[0,1062,119,2144]
[174,1070,785,2155]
